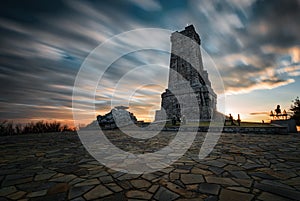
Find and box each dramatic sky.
[1,0,299,126]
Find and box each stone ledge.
[145,126,288,134]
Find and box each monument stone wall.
[155,25,217,122]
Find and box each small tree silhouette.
[290,97,300,125]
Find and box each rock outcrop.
[96,106,138,129]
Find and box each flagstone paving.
[0,131,300,200]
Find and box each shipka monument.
[155,25,217,122]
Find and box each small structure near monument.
[155,25,217,122]
[224,114,239,126]
[270,105,288,120]
[237,114,241,126]
[271,119,297,133]
[270,105,297,132]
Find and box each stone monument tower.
[155,25,217,122]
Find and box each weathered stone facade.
[155,25,217,121]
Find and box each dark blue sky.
[0,0,299,124]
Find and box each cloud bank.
[0,0,299,123]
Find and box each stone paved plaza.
[1,131,300,201]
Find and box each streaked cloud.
[0,0,299,124]
[127,0,162,11]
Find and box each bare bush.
[0,120,75,136]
